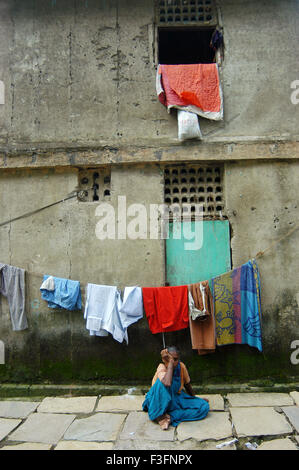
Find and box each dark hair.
[166,345,180,355]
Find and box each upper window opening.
[158,28,215,64]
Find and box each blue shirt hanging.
[40,275,82,311]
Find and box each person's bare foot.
[157,413,171,430]
[160,420,169,430]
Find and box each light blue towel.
[40,275,82,311]
[119,286,144,329]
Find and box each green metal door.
[166,220,231,286]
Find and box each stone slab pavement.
[0,391,298,451]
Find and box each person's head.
[161,345,180,367]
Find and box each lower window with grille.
[163,164,231,286]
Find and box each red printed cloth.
[142,286,189,334]
[156,63,223,120]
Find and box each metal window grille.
[77,168,111,202]
[156,0,217,26]
[164,164,225,219]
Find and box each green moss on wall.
[0,346,298,385]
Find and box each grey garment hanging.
[0,263,28,331]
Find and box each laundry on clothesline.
[40,275,82,311]
[40,275,55,291]
[83,284,144,344]
[142,285,189,334]
[2,255,263,355]
[119,286,144,329]
[84,284,128,344]
[0,262,28,331]
[38,274,144,344]
[211,259,262,352]
[188,281,216,355]
[188,282,210,321]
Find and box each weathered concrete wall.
[219,0,299,140]
[0,0,298,384]
[0,0,298,149]
[0,165,166,383]
[0,162,298,384]
[225,160,299,364]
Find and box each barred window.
[156,0,217,26]
[164,164,225,219]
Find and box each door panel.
[166,220,231,286]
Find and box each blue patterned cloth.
[142,362,209,427]
[211,259,262,352]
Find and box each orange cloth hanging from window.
[157,63,222,118]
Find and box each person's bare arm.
[185,382,195,396]
[185,382,209,402]
[160,351,175,387]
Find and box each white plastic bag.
[177,110,202,141]
[216,438,238,449]
[245,442,258,450]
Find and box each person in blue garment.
[142,346,209,430]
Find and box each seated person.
[142,346,209,430]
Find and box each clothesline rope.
[25,219,298,284]
[0,186,95,229]
[1,171,297,256]
[254,221,299,260]
[0,194,76,228]
[8,220,298,297]
[2,186,298,289]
